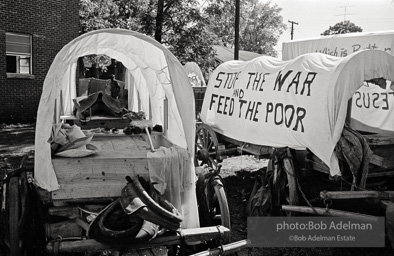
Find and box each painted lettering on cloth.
[207,69,317,133]
[200,55,353,178]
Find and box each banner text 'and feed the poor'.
[200,55,353,176]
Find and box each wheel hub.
[197,148,210,161]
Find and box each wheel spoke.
[203,129,208,147]
[208,140,214,151]
[196,143,203,150]
[197,132,204,146]
[195,124,219,168]
[208,156,217,168]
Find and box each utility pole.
[234,0,240,60]
[336,6,355,21]
[288,20,298,40]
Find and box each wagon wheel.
[271,151,299,216]
[6,176,22,256]
[195,124,219,168]
[210,180,231,244]
[3,171,29,256]
[196,170,231,244]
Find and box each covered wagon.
[3,29,245,256]
[197,49,394,226]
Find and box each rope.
[295,177,320,215]
[216,225,224,256]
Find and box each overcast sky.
[271,0,394,57]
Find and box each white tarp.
[282,31,394,133]
[201,50,394,177]
[35,29,198,228]
[282,30,394,60]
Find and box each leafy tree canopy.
[203,0,286,57]
[79,0,286,77]
[321,20,363,36]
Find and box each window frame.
[6,32,34,78]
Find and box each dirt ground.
[0,124,35,173]
[1,124,394,255]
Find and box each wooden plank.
[148,134,173,149]
[369,153,394,169]
[320,190,394,200]
[46,226,230,253]
[51,180,148,200]
[363,132,394,145]
[90,135,150,158]
[281,205,381,223]
[45,220,82,240]
[52,158,149,181]
[60,90,64,116]
[75,217,90,231]
[370,153,386,168]
[238,144,270,157]
[164,98,168,135]
[51,134,175,200]
[48,206,80,219]
[54,98,57,123]
[61,115,130,129]
[367,170,394,178]
[217,133,270,157]
[180,226,230,245]
[46,236,180,253]
[190,239,251,256]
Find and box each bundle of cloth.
[48,123,96,157]
[73,91,128,120]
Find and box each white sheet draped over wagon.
[34,29,199,228]
[282,30,394,133]
[200,50,394,177]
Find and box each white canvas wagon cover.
[282,31,394,133]
[34,30,197,227]
[200,50,394,176]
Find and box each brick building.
[0,0,79,123]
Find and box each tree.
[79,0,286,76]
[321,20,362,36]
[79,0,120,34]
[79,0,216,78]
[239,0,286,56]
[203,0,286,57]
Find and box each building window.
[6,32,32,74]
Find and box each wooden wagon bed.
[39,130,235,255]
[47,131,171,201]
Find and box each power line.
[288,20,299,40]
[335,6,356,21]
[294,27,308,38]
